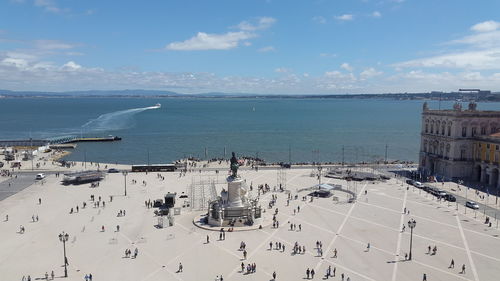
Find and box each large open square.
[1,162,500,281]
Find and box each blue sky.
[1,0,500,94]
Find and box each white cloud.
[471,20,500,32]
[394,48,500,70]
[360,67,383,79]
[395,20,500,71]
[236,17,276,31]
[312,16,327,24]
[372,11,382,18]
[167,17,275,51]
[258,46,275,52]
[34,0,60,13]
[2,55,500,94]
[320,53,337,58]
[340,62,353,72]
[275,67,291,73]
[166,31,256,51]
[447,30,500,48]
[1,57,29,69]
[34,40,76,50]
[335,14,354,21]
[61,61,82,71]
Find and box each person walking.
[306,268,310,279]
[423,273,427,281]
[461,264,466,274]
[272,271,276,280]
[311,269,315,279]
[333,248,337,258]
[367,242,370,252]
[178,262,183,273]
[449,259,454,268]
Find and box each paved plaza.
[1,161,500,281]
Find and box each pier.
[0,135,122,148]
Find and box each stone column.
[489,168,495,186]
[480,166,487,184]
[227,176,244,207]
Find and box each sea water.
[1,97,499,164]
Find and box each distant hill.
[0,89,183,97]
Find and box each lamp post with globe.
[408,219,416,260]
[122,171,128,196]
[58,232,69,277]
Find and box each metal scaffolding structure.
[277,168,287,190]
[189,175,220,211]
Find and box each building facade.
[419,102,500,191]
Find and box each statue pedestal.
[205,170,262,228]
[226,176,244,207]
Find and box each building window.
[495,152,499,162]
[492,127,497,134]
[496,145,499,150]
[460,149,466,160]
[472,127,477,137]
[462,127,467,137]
[441,125,445,135]
[447,126,451,136]
[481,127,486,135]
[487,144,490,149]
[425,124,428,133]
[431,124,434,134]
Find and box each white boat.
[152,103,161,109]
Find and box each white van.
[35,173,46,180]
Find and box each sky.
[1,0,500,94]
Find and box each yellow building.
[472,133,500,189]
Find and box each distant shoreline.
[1,92,500,102]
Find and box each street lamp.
[317,166,323,186]
[58,232,69,277]
[122,171,128,196]
[407,219,416,260]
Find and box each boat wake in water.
[81,105,160,132]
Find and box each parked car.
[35,173,46,180]
[465,201,479,209]
[422,185,431,191]
[406,179,415,185]
[107,168,120,173]
[413,181,424,188]
[4,154,15,161]
[436,189,447,197]
[445,194,456,202]
[427,187,438,195]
